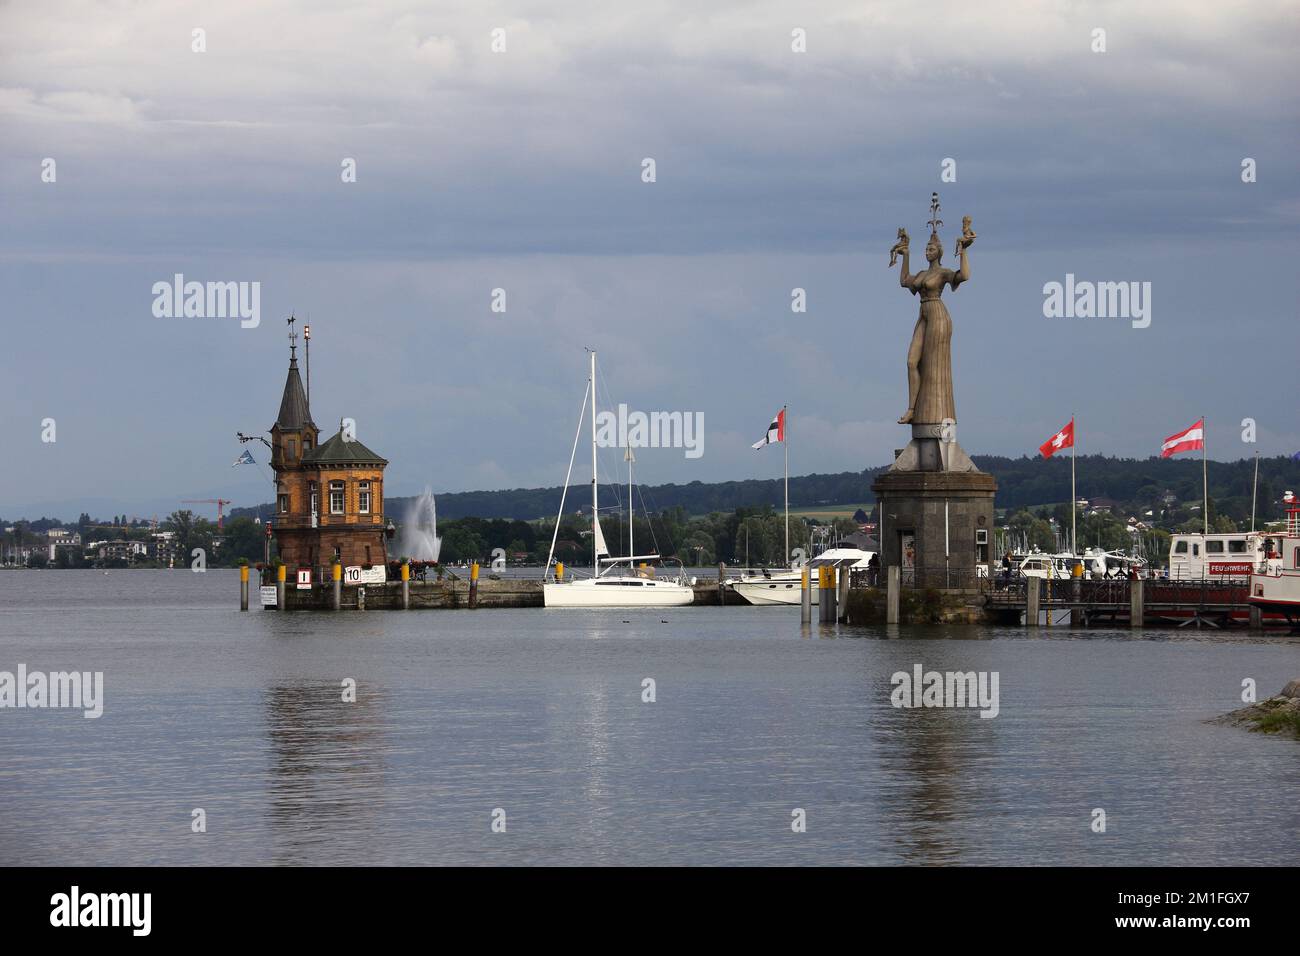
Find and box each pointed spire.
[274,316,314,432]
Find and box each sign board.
[260,585,278,607]
[1208,562,1253,575]
[296,568,312,590]
[343,565,387,586]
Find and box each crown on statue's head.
[927,191,943,238]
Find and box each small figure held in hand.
[954,215,976,257]
[888,227,910,267]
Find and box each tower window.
[287,437,297,460]
[358,481,371,514]
[329,481,345,515]
[309,482,318,515]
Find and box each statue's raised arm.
[951,216,975,289]
[889,227,912,286]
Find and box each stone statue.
[872,194,995,585]
[891,194,973,425]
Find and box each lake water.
[1,569,1296,866]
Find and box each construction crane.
[181,499,233,531]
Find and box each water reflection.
[876,684,978,865]
[262,681,389,864]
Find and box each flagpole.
[1071,413,1077,556]
[1202,415,1209,535]
[1251,450,1259,532]
[783,405,789,567]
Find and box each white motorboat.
[542,351,695,608]
[729,548,875,606]
[730,568,815,606]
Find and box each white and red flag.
[1160,419,1204,458]
[1039,419,1075,458]
[752,408,785,449]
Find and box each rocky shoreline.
[1209,679,1300,740]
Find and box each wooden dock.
[984,577,1283,629]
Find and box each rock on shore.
[1209,679,1300,739]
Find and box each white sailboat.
[543,351,695,608]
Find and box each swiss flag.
[1039,419,1075,458]
[1160,419,1204,458]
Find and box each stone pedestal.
[873,455,996,591]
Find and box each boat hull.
[543,579,694,608]
[731,576,816,606]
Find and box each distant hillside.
[227,455,1300,524]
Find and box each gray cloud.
[1,1,1297,517]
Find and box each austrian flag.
[752,408,785,449]
[1038,419,1075,458]
[1161,419,1204,458]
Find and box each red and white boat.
[1248,495,1300,625]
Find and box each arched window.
[277,484,289,514]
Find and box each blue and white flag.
[232,449,256,467]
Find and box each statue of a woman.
[892,220,974,425]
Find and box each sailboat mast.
[590,350,598,576]
[627,445,634,562]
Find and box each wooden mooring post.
[469,562,479,608]
[800,566,811,624]
[1129,577,1144,628]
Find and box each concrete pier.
[1026,577,1040,627]
[886,566,900,625]
[837,567,852,623]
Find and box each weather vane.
[928,191,943,234]
[287,313,297,355]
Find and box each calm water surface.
[1,570,1296,866]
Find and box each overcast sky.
[2,1,1297,519]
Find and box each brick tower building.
[270,324,390,576]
